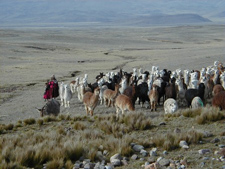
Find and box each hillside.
[0,0,224,27]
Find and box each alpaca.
[83,87,100,116]
[149,84,159,111]
[191,96,204,109]
[119,77,128,94]
[103,83,120,107]
[63,84,72,108]
[164,98,178,114]
[115,94,135,118]
[36,99,60,117]
[176,78,186,106]
[59,82,65,106]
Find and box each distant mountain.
[124,14,211,26]
[0,0,223,27]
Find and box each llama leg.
[90,109,94,116]
[68,101,70,108]
[85,106,89,115]
[108,100,111,107]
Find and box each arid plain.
[0,24,225,124]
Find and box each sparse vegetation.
[0,107,225,168]
[23,118,36,125]
[196,107,224,124]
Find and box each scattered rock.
[159,122,166,125]
[150,148,157,157]
[179,140,189,149]
[219,145,225,148]
[147,157,156,163]
[140,149,148,157]
[110,153,122,166]
[157,158,170,166]
[210,138,220,143]
[110,153,122,162]
[174,128,181,133]
[198,149,211,155]
[133,144,144,152]
[110,159,121,167]
[131,154,138,160]
[202,131,213,137]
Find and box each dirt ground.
[0,24,224,124]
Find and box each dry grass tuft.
[23,118,36,125]
[4,124,14,130]
[182,108,202,118]
[37,119,44,126]
[120,112,152,130]
[43,116,57,123]
[152,129,202,151]
[73,121,87,130]
[45,158,64,169]
[196,107,224,124]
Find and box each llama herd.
[39,60,225,117]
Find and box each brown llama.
[82,87,100,116]
[212,90,225,110]
[115,94,135,118]
[103,83,120,107]
[149,84,159,111]
[212,84,224,96]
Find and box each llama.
[189,72,199,89]
[63,84,72,108]
[119,77,128,94]
[164,98,178,114]
[212,91,225,110]
[149,84,159,111]
[185,83,205,107]
[183,69,190,87]
[70,77,79,93]
[191,96,204,109]
[115,94,135,118]
[212,84,224,96]
[59,82,65,106]
[83,87,100,116]
[176,78,186,106]
[103,83,120,107]
[98,83,108,105]
[36,99,60,117]
[165,77,177,100]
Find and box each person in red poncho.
[43,75,59,101]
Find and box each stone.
[121,159,128,165]
[198,149,211,155]
[163,150,168,155]
[131,154,138,160]
[159,122,166,125]
[202,131,213,137]
[147,157,156,163]
[203,157,210,160]
[210,138,220,143]
[103,150,109,156]
[179,140,188,147]
[110,153,122,162]
[219,145,225,148]
[84,163,94,169]
[150,148,157,157]
[110,159,121,167]
[158,158,170,166]
[130,142,136,147]
[140,149,148,157]
[133,144,144,152]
